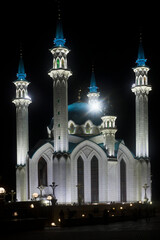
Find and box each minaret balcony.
[131,85,152,95]
[48,68,72,79]
[12,97,32,107]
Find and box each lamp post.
[143,183,149,202]
[0,187,6,202]
[49,182,58,199]
[9,190,16,202]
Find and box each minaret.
[48,19,72,152]
[100,102,117,157]
[131,39,152,158]
[87,67,100,110]
[13,52,31,201]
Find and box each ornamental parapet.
[48,68,72,79]
[53,151,70,160]
[135,156,150,162]
[12,98,32,107]
[131,85,152,95]
[16,164,26,170]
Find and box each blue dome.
[68,102,103,125]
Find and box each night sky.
[1,1,160,200]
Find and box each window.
[58,111,60,115]
[86,123,90,134]
[144,76,147,85]
[58,124,60,127]
[38,158,47,186]
[61,58,64,68]
[70,123,75,134]
[77,156,84,203]
[91,156,99,203]
[120,159,126,202]
[58,136,60,140]
[57,59,60,68]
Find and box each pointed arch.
[144,76,147,85]
[77,156,84,203]
[69,123,75,134]
[68,120,76,134]
[139,75,142,85]
[57,58,60,68]
[38,157,47,186]
[91,156,99,203]
[53,59,56,69]
[56,80,60,87]
[85,123,90,134]
[62,79,66,86]
[61,58,65,68]
[22,89,25,98]
[120,159,126,202]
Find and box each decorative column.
[48,19,72,152]
[131,41,152,158]
[12,53,31,201]
[131,39,152,201]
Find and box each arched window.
[139,75,142,85]
[144,76,147,85]
[120,159,126,202]
[22,89,25,98]
[77,156,84,203]
[91,156,99,203]
[61,58,64,68]
[57,58,60,68]
[53,59,56,69]
[38,157,47,186]
[86,123,90,134]
[69,123,75,134]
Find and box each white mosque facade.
[13,20,152,204]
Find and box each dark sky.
[1,1,160,200]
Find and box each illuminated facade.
[13,21,152,203]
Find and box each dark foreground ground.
[2,215,160,240]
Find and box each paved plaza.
[3,215,160,240]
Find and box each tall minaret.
[131,40,152,158]
[48,19,72,152]
[13,52,31,201]
[87,67,100,110]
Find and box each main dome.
[68,102,103,125]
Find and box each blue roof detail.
[89,69,98,93]
[16,55,27,80]
[136,42,147,67]
[68,102,103,125]
[54,20,66,47]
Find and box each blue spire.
[16,53,27,80]
[89,67,98,93]
[54,19,66,47]
[136,39,147,67]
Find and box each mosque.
[12,19,152,204]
